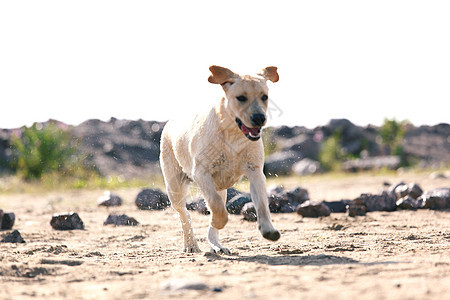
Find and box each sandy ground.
[0,172,449,300]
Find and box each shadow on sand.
[206,252,409,267]
[206,253,358,266]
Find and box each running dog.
[160,65,280,253]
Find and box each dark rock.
[421,188,450,210]
[50,213,85,230]
[0,210,15,229]
[226,188,242,202]
[71,118,166,178]
[268,195,286,213]
[135,188,170,210]
[281,134,320,159]
[388,181,406,199]
[346,204,366,217]
[392,182,423,200]
[104,214,139,226]
[292,158,321,175]
[97,191,123,207]
[396,196,421,210]
[285,187,310,203]
[241,202,257,222]
[186,201,198,211]
[408,183,423,199]
[267,186,309,213]
[394,183,409,199]
[279,203,297,213]
[422,196,447,210]
[195,199,210,215]
[226,194,251,215]
[296,201,331,218]
[354,192,396,212]
[264,150,303,176]
[1,230,25,243]
[324,200,352,213]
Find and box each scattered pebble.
[241,202,257,222]
[50,212,85,230]
[97,191,123,207]
[227,194,251,215]
[296,201,331,218]
[0,210,15,229]
[353,192,396,212]
[1,230,25,243]
[346,204,366,217]
[104,214,139,226]
[135,188,170,210]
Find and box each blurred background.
[0,1,449,188]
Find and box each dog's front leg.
[246,170,281,241]
[193,172,231,254]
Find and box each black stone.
[296,201,331,218]
[97,191,123,207]
[1,230,25,243]
[50,213,84,230]
[104,214,139,226]
[226,194,251,214]
[135,188,170,210]
[346,204,366,217]
[324,200,352,213]
[354,192,396,212]
[241,202,257,222]
[1,211,15,229]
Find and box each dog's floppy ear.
[208,65,238,85]
[259,66,279,83]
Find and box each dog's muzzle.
[236,118,262,141]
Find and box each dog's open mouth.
[235,118,262,141]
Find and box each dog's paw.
[210,245,231,255]
[262,230,281,241]
[183,244,201,253]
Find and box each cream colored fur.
[160,66,280,253]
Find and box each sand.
[0,172,449,300]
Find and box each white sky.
[1,1,449,129]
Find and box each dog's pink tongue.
[241,124,260,136]
[249,127,260,135]
[241,124,250,135]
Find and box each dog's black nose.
[250,114,266,127]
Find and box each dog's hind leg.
[160,146,200,253]
[167,177,200,253]
[207,189,231,254]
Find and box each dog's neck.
[215,97,245,139]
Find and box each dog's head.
[208,66,279,141]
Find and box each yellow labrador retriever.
[160,66,280,253]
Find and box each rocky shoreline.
[1,118,449,178]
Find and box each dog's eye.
[236,95,247,102]
[261,94,268,101]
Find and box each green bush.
[379,118,408,165]
[319,132,346,171]
[10,121,81,180]
[380,118,405,151]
